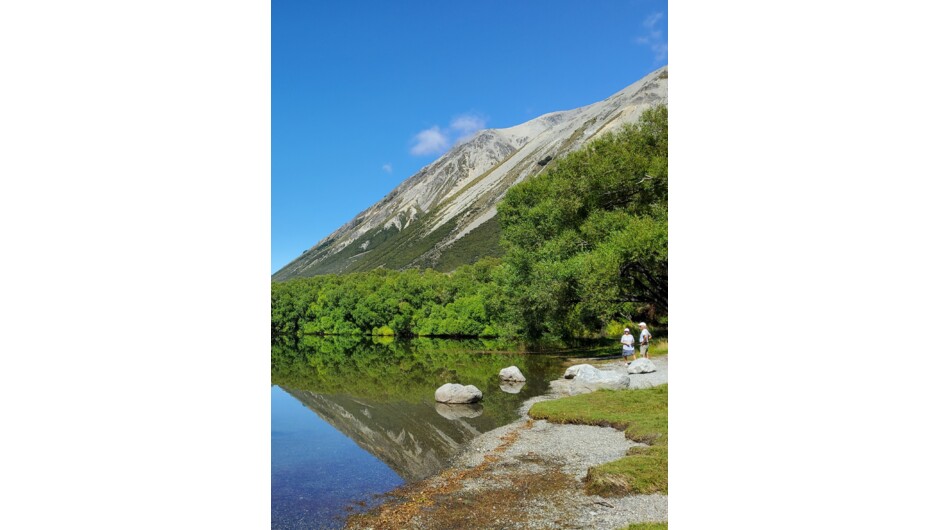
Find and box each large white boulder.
[564,364,594,379]
[498,366,526,382]
[434,383,483,404]
[627,358,657,374]
[563,364,616,382]
[558,364,630,394]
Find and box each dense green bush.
[497,106,668,339]
[271,258,511,338]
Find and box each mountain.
[273,66,668,281]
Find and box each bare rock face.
[627,358,657,374]
[498,366,526,382]
[434,383,483,404]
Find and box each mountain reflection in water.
[272,336,563,482]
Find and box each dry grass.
[647,338,668,358]
[346,420,581,529]
[406,464,577,530]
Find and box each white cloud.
[643,12,663,29]
[637,11,668,63]
[382,163,393,174]
[409,126,449,156]
[409,113,488,156]
[450,113,486,140]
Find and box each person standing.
[638,322,652,359]
[620,327,636,364]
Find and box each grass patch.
[623,523,667,530]
[529,385,666,444]
[588,444,667,495]
[528,385,667,495]
[648,338,668,358]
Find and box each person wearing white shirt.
[638,322,652,359]
[620,327,636,363]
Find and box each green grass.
[622,523,667,530]
[528,385,667,495]
[647,338,668,358]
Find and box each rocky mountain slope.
[273,66,668,281]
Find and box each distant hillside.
[273,66,668,281]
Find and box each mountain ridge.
[273,65,668,281]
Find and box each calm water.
[271,386,403,529]
[271,336,565,529]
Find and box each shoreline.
[346,356,669,529]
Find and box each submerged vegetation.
[272,106,668,341]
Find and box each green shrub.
[372,325,395,336]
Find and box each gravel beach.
[347,355,669,530]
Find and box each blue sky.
[272,0,668,272]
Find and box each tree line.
[272,106,668,341]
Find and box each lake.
[271,336,566,529]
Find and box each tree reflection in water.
[272,335,563,481]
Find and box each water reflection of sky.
[271,386,403,530]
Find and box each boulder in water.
[434,383,483,404]
[499,381,525,394]
[498,366,526,382]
